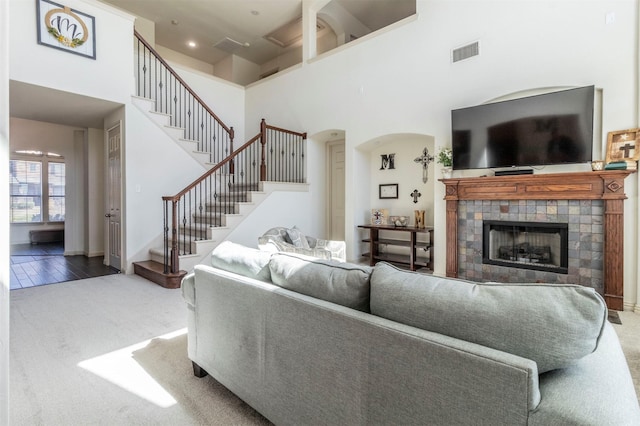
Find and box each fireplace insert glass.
[483,220,568,274]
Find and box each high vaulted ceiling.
[99,0,415,66]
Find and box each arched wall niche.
[350,132,436,262]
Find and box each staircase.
[130,30,307,288]
[131,96,215,168]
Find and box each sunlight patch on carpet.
[78,328,188,407]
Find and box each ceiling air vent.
[214,37,249,53]
[452,41,479,63]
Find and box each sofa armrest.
[181,271,196,307]
[528,322,640,425]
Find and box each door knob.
[105,214,112,218]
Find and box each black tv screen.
[451,86,595,170]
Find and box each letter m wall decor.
[36,0,96,59]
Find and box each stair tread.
[134,260,185,275]
[148,110,171,117]
[133,260,187,289]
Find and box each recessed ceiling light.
[187,41,197,48]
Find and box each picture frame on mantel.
[36,0,96,59]
[605,128,639,168]
[379,184,398,199]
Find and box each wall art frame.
[605,128,639,166]
[379,183,398,199]
[36,0,96,59]
[371,209,389,225]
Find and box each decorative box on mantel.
[440,170,635,310]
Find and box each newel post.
[260,118,267,181]
[170,200,179,274]
[229,126,235,175]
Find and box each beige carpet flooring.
[10,274,270,425]
[9,274,640,424]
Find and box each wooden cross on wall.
[410,189,422,203]
[414,147,434,183]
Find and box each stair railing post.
[229,126,235,176]
[170,199,179,274]
[260,119,267,181]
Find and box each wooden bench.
[29,229,64,244]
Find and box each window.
[9,159,42,223]
[48,162,66,222]
[9,153,65,223]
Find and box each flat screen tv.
[451,85,595,170]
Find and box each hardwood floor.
[10,243,119,290]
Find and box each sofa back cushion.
[370,262,607,373]
[269,253,372,312]
[210,241,272,282]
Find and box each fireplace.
[483,220,568,274]
[441,170,634,310]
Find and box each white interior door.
[327,140,345,241]
[107,124,122,271]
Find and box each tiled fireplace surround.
[442,170,634,310]
[457,199,603,287]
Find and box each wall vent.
[452,41,479,63]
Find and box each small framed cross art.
[605,128,639,169]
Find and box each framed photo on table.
[379,184,398,199]
[36,0,96,59]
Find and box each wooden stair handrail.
[265,122,307,138]
[134,30,233,137]
[162,133,261,203]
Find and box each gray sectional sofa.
[181,241,640,425]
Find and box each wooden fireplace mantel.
[441,170,635,310]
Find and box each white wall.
[231,55,261,87]
[0,0,10,421]
[122,102,214,272]
[246,0,639,307]
[85,128,105,257]
[156,45,214,75]
[213,55,234,83]
[318,0,371,45]
[9,0,134,104]
[226,191,313,248]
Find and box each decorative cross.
[619,143,636,158]
[414,147,434,183]
[372,210,383,221]
[410,189,422,203]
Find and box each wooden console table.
[358,225,433,271]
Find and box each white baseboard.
[623,301,638,313]
[84,251,105,258]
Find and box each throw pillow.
[269,253,372,312]
[369,262,607,373]
[210,241,272,282]
[286,227,311,249]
